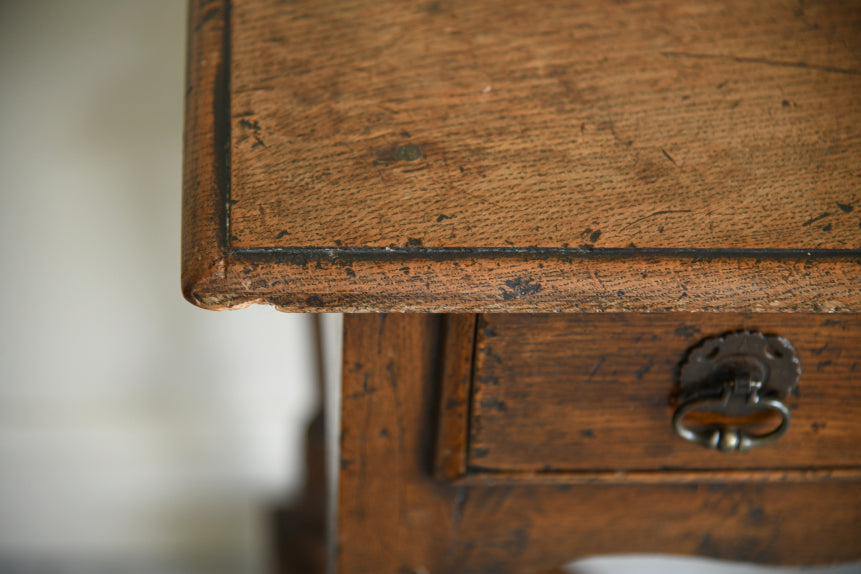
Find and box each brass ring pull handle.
[673,331,800,453]
[672,378,792,453]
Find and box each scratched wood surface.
[230,0,860,251]
[338,314,861,572]
[468,313,861,474]
[183,0,860,311]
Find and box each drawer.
[435,313,861,482]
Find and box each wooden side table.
[182,1,861,572]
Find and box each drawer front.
[463,313,860,477]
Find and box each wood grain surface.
[184,250,860,313]
[182,0,230,298]
[230,0,860,251]
[338,314,861,572]
[338,314,455,573]
[434,314,477,481]
[468,313,861,474]
[182,0,861,312]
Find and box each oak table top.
[183,0,860,312]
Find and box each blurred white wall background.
[0,2,858,574]
[0,1,319,572]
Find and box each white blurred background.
[0,1,320,571]
[0,2,857,574]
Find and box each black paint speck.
[836,202,854,213]
[406,237,423,247]
[501,277,542,300]
[821,223,832,232]
[782,99,791,107]
[810,343,828,356]
[437,214,454,222]
[345,267,356,277]
[446,398,463,410]
[476,375,499,385]
[634,362,653,380]
[580,429,595,438]
[480,398,508,413]
[275,230,290,239]
[675,325,701,338]
[472,447,490,459]
[747,507,765,522]
[239,119,266,147]
[305,295,324,307]
[395,143,422,161]
[589,229,602,242]
[661,147,677,166]
[801,212,830,227]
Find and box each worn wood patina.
[183,0,860,313]
[182,1,861,572]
